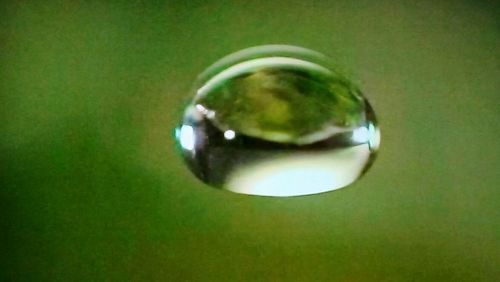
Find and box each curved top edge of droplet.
[195,45,333,87]
[187,45,371,146]
[195,56,334,101]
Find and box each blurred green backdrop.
[1,1,499,281]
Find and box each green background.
[1,1,499,281]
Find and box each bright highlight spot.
[224,130,236,140]
[352,127,369,143]
[179,125,195,151]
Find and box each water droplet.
[175,45,380,197]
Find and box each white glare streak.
[368,123,380,150]
[179,125,195,151]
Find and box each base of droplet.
[178,111,377,197]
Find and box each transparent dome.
[176,45,380,196]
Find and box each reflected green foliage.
[199,67,364,143]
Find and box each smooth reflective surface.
[176,45,380,196]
